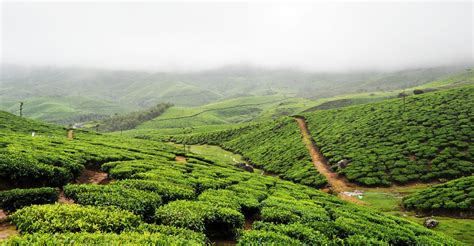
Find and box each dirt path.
[0,210,18,240]
[175,155,187,163]
[76,169,110,184]
[294,116,363,204]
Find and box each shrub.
[64,184,162,220]
[114,179,195,203]
[238,230,302,245]
[155,200,244,237]
[0,187,58,212]
[11,204,141,233]
[3,232,205,245]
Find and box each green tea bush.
[114,179,195,202]
[11,204,141,233]
[63,184,162,220]
[3,232,205,245]
[155,200,244,237]
[132,223,208,243]
[0,187,58,212]
[403,176,474,215]
[251,222,330,244]
[237,230,302,245]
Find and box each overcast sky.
[1,1,472,71]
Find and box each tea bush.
[63,184,162,220]
[11,204,141,233]
[3,232,205,245]
[403,176,474,215]
[0,187,58,212]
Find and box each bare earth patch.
[0,210,18,240]
[295,116,364,204]
[175,155,187,163]
[76,169,110,184]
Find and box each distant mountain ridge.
[0,64,470,122]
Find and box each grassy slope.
[358,184,474,244]
[304,85,474,186]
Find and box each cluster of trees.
[403,176,473,215]
[304,86,473,186]
[96,103,172,132]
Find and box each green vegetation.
[162,118,327,188]
[0,110,468,244]
[0,111,179,187]
[11,204,141,233]
[64,184,162,221]
[94,103,172,132]
[304,86,474,185]
[137,94,310,129]
[4,65,468,123]
[0,187,58,212]
[403,176,473,215]
[357,184,474,244]
[3,232,205,245]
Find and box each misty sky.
[1,1,472,71]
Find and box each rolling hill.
[1,64,470,123]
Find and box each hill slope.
[304,86,473,185]
[402,176,473,216]
[0,111,462,244]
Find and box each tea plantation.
[0,110,463,244]
[162,118,328,188]
[304,86,473,185]
[402,176,473,216]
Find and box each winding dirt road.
[294,116,362,204]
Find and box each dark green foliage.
[11,204,141,233]
[304,86,474,185]
[97,103,172,132]
[403,176,474,215]
[63,184,162,220]
[0,187,58,212]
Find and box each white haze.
[1,1,472,72]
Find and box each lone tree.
[19,101,24,117]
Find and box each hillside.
[2,65,470,123]
[0,111,462,244]
[0,111,180,187]
[402,176,474,216]
[161,118,327,188]
[303,86,473,186]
